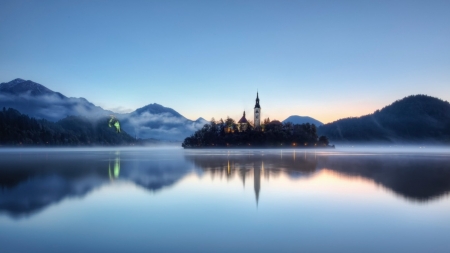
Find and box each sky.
[1,0,449,123]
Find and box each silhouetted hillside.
[318,95,450,143]
[0,78,206,141]
[283,115,323,126]
[0,107,136,146]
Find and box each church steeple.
[254,92,261,128]
[254,92,260,109]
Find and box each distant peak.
[196,117,207,122]
[134,103,184,118]
[11,78,26,84]
[0,79,60,97]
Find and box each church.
[236,92,262,132]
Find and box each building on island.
[238,111,249,132]
[225,92,262,133]
[254,92,261,129]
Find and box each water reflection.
[184,150,319,205]
[184,150,450,202]
[0,149,192,218]
[1,149,450,219]
[108,152,120,181]
[317,154,450,201]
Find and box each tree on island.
[182,117,331,148]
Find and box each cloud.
[0,92,110,121]
[120,111,207,140]
[127,112,187,126]
[0,92,205,140]
[106,106,134,114]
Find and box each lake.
[1,147,450,253]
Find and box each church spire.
[254,92,260,109]
[254,91,261,129]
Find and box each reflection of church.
[185,151,319,206]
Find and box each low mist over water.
[1,147,450,253]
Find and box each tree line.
[0,107,137,146]
[182,117,330,148]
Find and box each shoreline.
[183,145,335,149]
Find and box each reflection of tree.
[184,150,319,205]
[186,150,450,202]
[0,153,109,218]
[108,152,121,181]
[318,154,450,201]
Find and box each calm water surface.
[1,147,450,253]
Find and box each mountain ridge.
[317,95,450,143]
[0,78,205,141]
[282,115,323,126]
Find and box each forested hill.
[317,95,450,143]
[0,107,136,146]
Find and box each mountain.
[283,115,323,126]
[0,107,136,146]
[317,95,450,143]
[0,78,64,97]
[0,78,206,141]
[118,103,208,141]
[0,78,111,121]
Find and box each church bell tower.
[254,92,261,128]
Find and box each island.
[182,115,332,149]
[183,93,332,149]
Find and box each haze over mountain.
[3,79,450,144]
[318,95,450,143]
[283,115,323,126]
[0,79,207,141]
[118,103,207,141]
[0,78,111,121]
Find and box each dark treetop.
[0,107,136,146]
[182,117,330,148]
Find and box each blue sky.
[1,0,449,123]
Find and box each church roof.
[238,117,249,124]
[238,111,249,124]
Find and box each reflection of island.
[2,149,450,218]
[0,150,192,218]
[185,150,450,203]
[184,150,319,205]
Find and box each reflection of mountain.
[318,154,450,201]
[0,153,109,218]
[2,149,450,218]
[0,150,192,218]
[184,150,319,204]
